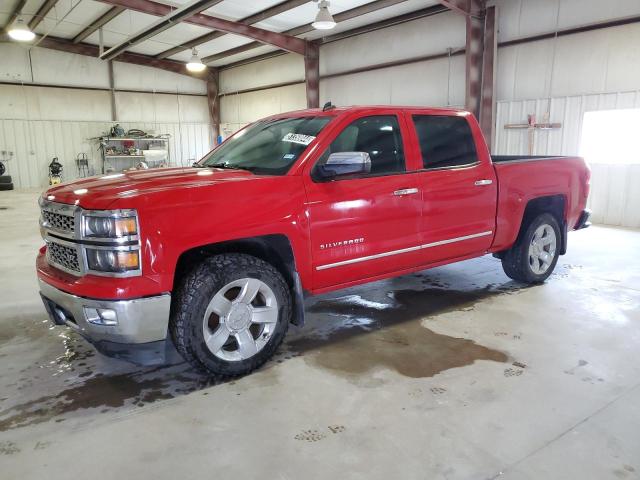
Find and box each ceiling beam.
[0,33,211,79]
[100,0,224,60]
[72,6,125,43]
[29,0,58,31]
[3,0,28,30]
[202,0,428,65]
[96,0,307,55]
[438,0,484,17]
[156,0,308,60]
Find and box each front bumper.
[39,279,180,365]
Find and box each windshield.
[199,116,333,175]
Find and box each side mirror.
[315,152,371,180]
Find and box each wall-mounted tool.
[48,157,64,185]
[76,153,89,178]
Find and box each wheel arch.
[173,234,306,326]
[520,195,567,255]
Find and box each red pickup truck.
[37,106,591,376]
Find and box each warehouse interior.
[1,0,639,478]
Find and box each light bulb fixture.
[8,15,36,42]
[186,48,206,72]
[312,0,336,30]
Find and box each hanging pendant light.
[186,48,206,72]
[8,15,36,42]
[312,0,336,30]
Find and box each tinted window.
[317,115,405,176]
[413,115,478,169]
[200,116,332,175]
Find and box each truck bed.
[492,155,570,163]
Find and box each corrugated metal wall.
[0,119,214,189]
[494,90,640,228]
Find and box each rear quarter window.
[412,115,479,170]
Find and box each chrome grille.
[42,210,75,234]
[47,241,81,274]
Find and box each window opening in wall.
[580,109,640,165]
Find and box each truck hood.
[43,167,257,209]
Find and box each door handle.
[474,179,493,186]
[393,188,419,196]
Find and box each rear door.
[406,113,497,263]
[303,112,423,290]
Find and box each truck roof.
[269,105,471,119]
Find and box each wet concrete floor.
[1,190,639,479]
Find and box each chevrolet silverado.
[37,106,591,376]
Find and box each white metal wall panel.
[112,62,207,95]
[494,0,640,42]
[0,119,213,189]
[496,22,640,102]
[495,90,640,228]
[219,83,307,128]
[319,11,465,76]
[320,55,465,108]
[220,53,305,94]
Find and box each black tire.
[0,175,11,183]
[0,163,5,176]
[501,212,561,283]
[170,253,291,377]
[0,182,14,191]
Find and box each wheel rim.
[528,224,557,275]
[202,278,279,362]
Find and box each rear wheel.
[501,213,561,283]
[170,254,291,377]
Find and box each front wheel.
[501,213,561,283]
[170,254,291,377]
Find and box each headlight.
[83,212,137,239]
[81,209,141,276]
[86,248,140,273]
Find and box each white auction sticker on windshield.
[282,133,315,145]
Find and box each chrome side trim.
[316,231,493,271]
[316,245,423,271]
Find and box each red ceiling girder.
[29,0,58,31]
[438,0,484,17]
[3,0,28,30]
[156,0,308,60]
[31,34,211,79]
[73,6,126,43]
[202,0,413,64]
[95,0,307,55]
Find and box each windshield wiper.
[208,162,256,172]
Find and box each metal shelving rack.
[99,136,170,173]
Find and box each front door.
[303,113,423,290]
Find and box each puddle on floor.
[0,367,216,432]
[0,272,528,432]
[285,285,516,378]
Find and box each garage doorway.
[579,109,640,165]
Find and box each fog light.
[84,307,118,326]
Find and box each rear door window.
[412,115,479,170]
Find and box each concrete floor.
[1,189,639,480]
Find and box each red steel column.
[464,5,485,120]
[479,5,497,151]
[207,70,221,144]
[305,42,320,109]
